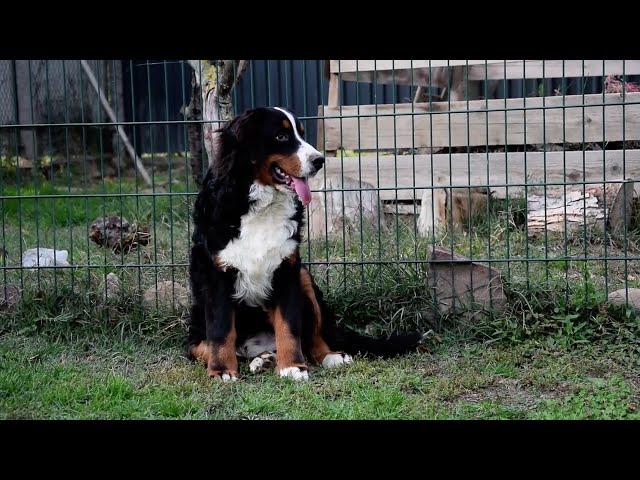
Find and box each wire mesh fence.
[1,60,640,326]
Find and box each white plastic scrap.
[22,248,71,268]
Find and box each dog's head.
[216,107,325,206]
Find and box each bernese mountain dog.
[186,106,422,381]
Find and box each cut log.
[306,175,386,241]
[527,179,635,236]
[418,186,447,236]
[418,177,492,236]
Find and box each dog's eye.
[275,133,289,142]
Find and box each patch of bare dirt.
[453,378,572,410]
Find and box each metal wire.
[1,60,639,317]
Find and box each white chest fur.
[217,183,299,308]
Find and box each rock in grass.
[0,285,21,310]
[142,281,189,310]
[98,273,122,302]
[427,246,507,323]
[607,288,640,311]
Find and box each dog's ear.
[212,109,266,177]
[219,108,266,164]
[219,108,262,142]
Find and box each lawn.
[1,164,640,420]
[1,330,638,420]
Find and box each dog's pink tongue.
[292,176,312,206]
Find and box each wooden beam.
[318,150,640,201]
[318,92,640,151]
[328,73,340,107]
[14,60,36,161]
[330,60,640,82]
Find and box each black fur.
[186,107,421,372]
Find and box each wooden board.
[317,92,640,151]
[330,60,640,82]
[317,149,640,201]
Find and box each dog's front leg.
[299,267,353,369]
[205,271,239,381]
[268,263,309,381]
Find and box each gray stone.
[607,288,640,310]
[0,285,21,310]
[142,281,189,310]
[98,273,122,302]
[428,246,507,323]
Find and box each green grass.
[1,331,637,420]
[1,177,192,230]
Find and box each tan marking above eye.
[282,119,291,129]
[298,122,305,134]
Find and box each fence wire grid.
[1,59,640,321]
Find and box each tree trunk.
[527,180,635,236]
[187,60,249,169]
[184,68,205,187]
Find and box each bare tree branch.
[80,60,153,187]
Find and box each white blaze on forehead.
[273,107,322,177]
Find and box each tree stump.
[418,176,492,236]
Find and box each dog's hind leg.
[248,351,277,374]
[236,331,277,374]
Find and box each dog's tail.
[330,324,423,359]
[308,269,424,358]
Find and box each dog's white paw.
[322,352,353,369]
[249,352,276,373]
[220,372,238,382]
[279,366,309,381]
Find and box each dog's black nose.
[312,156,325,171]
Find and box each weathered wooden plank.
[332,60,505,72]
[331,60,640,82]
[318,150,640,201]
[318,92,640,151]
[327,73,340,107]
